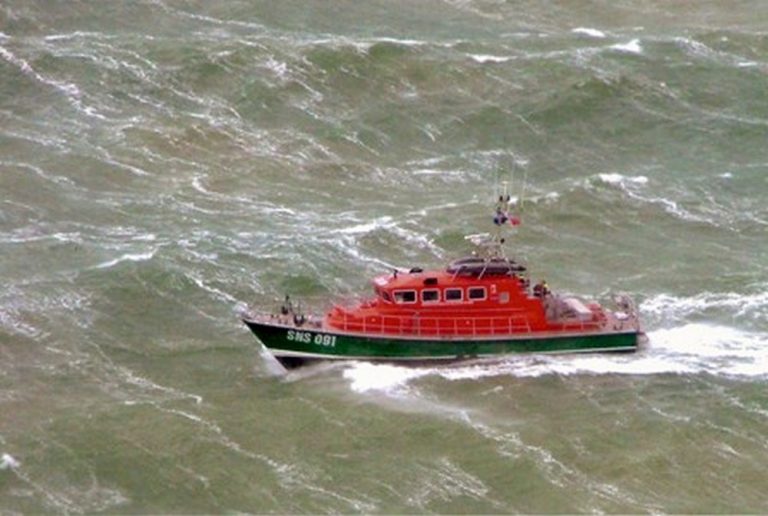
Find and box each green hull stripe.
[244,320,638,360]
[265,346,636,361]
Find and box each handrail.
[324,310,616,338]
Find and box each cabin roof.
[373,256,526,290]
[373,268,522,291]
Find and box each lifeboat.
[243,189,643,368]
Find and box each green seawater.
[1,1,767,513]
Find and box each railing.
[323,310,615,338]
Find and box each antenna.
[519,167,529,214]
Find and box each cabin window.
[421,289,439,303]
[393,290,417,304]
[445,288,463,302]
[380,290,392,302]
[468,287,487,300]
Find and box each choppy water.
[1,1,767,513]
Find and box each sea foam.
[468,54,512,64]
[597,173,649,186]
[572,28,607,39]
[611,39,643,55]
[343,362,429,395]
[0,453,20,470]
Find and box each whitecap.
[468,54,511,64]
[572,27,607,39]
[93,250,156,270]
[597,173,649,186]
[0,453,20,470]
[264,56,288,79]
[611,39,643,55]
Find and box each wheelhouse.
[373,274,517,308]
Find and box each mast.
[491,180,522,255]
[465,166,525,261]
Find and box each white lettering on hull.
[286,330,336,347]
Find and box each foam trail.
[651,324,768,359]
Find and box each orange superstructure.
[324,257,613,337]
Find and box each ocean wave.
[577,172,736,228]
[641,290,768,323]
